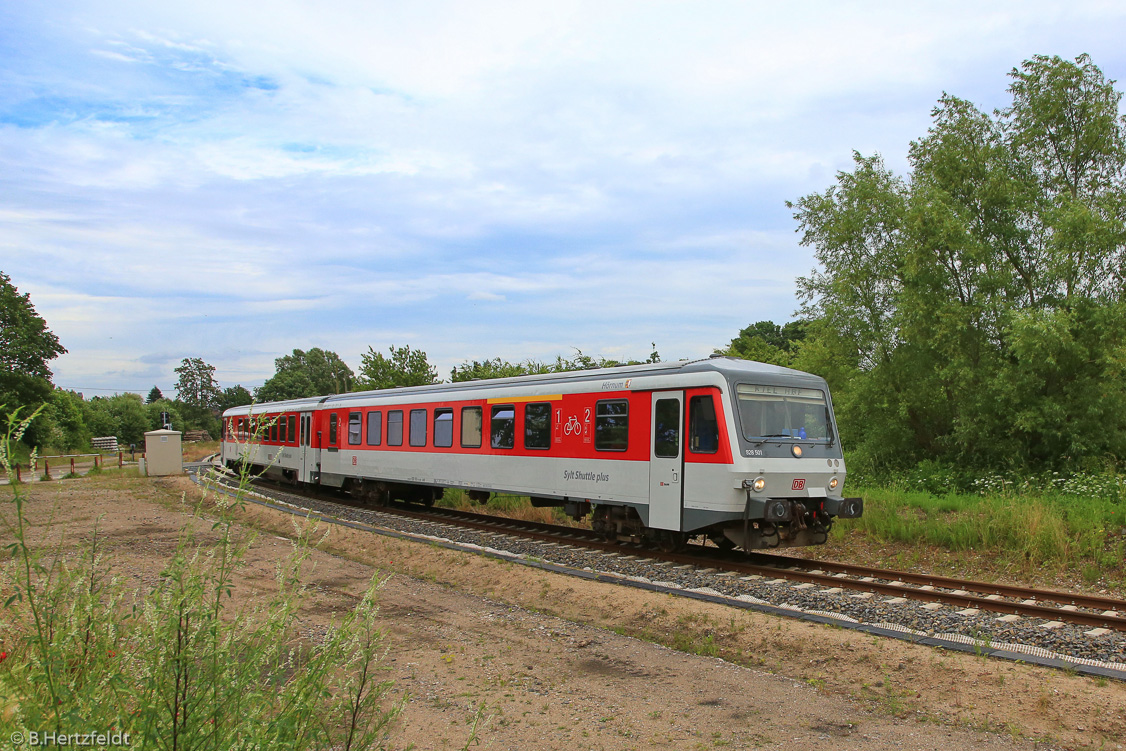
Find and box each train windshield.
[735,384,833,443]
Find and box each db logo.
[352,456,357,465]
[791,479,806,491]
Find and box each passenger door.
[648,391,684,530]
[299,412,317,483]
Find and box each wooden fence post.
[71,457,76,475]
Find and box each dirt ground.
[4,473,1126,750]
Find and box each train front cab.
[625,362,862,552]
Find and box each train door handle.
[672,470,679,484]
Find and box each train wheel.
[656,531,688,553]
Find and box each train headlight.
[752,476,766,492]
[829,477,839,490]
[791,445,803,458]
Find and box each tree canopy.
[356,345,438,390]
[0,272,67,427]
[256,348,355,402]
[174,358,220,411]
[789,53,1126,472]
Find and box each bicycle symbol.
[564,416,582,435]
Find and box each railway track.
[201,464,1126,636]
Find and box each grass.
[835,481,1126,579]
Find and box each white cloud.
[3,0,1125,393]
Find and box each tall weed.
[0,406,404,749]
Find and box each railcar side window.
[524,403,551,450]
[279,415,288,443]
[270,418,278,443]
[329,413,338,445]
[689,395,719,454]
[490,405,515,449]
[409,409,427,447]
[366,411,382,446]
[654,398,680,458]
[348,411,362,445]
[461,406,482,448]
[595,400,629,451]
[434,408,454,448]
[288,415,296,444]
[387,410,403,446]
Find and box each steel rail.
[205,468,1126,632]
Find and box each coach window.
[329,413,338,445]
[689,395,719,454]
[434,408,454,448]
[348,411,362,445]
[366,411,382,446]
[461,406,482,448]
[409,409,427,447]
[268,417,276,443]
[654,398,680,458]
[595,400,629,451]
[279,415,288,444]
[490,405,515,449]
[387,410,403,446]
[524,403,551,450]
[288,415,296,444]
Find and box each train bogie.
[220,357,862,552]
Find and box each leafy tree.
[715,321,807,366]
[356,345,438,390]
[256,348,355,402]
[216,385,254,412]
[174,358,220,410]
[82,394,149,445]
[34,388,89,452]
[146,386,164,404]
[450,345,663,383]
[0,272,67,438]
[450,358,541,382]
[145,399,184,434]
[790,54,1126,473]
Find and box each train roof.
[223,357,827,417]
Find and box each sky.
[2,1,1125,397]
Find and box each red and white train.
[220,357,862,551]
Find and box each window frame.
[653,398,680,458]
[329,413,338,445]
[409,408,427,447]
[523,402,552,450]
[490,404,515,450]
[434,408,454,448]
[688,394,719,454]
[387,410,404,446]
[348,411,362,445]
[461,406,482,448]
[594,399,629,452]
